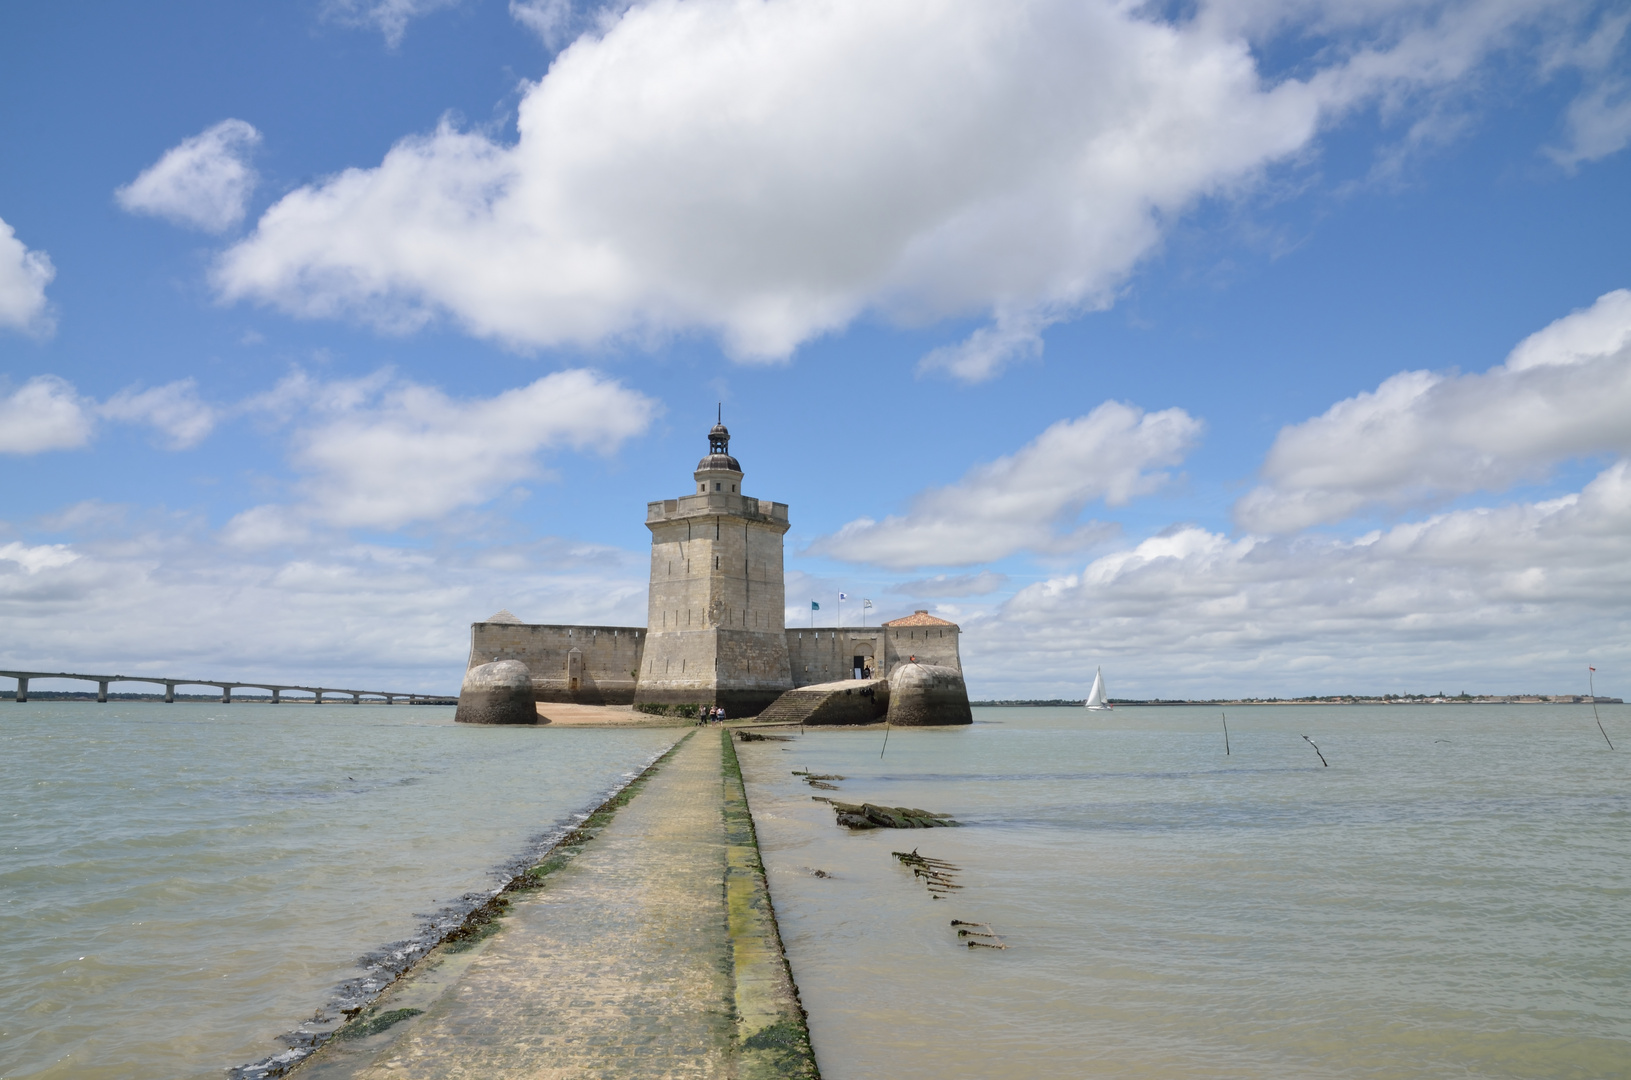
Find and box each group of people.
[696,704,727,724]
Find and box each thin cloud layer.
[813,402,1201,569]
[227,368,659,534]
[1237,290,1631,533]
[322,0,463,46]
[215,0,1442,371]
[117,120,262,233]
[983,458,1631,697]
[0,525,647,690]
[0,216,55,335]
[99,380,219,450]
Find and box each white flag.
[863,599,873,608]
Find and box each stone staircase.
[755,678,888,725]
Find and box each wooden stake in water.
[1222,712,1230,756]
[880,716,891,759]
[1302,734,1328,767]
[1590,666,1613,750]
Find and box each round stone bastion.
[455,660,542,725]
[885,663,973,726]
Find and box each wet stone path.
[296,729,813,1080]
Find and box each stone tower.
[632,417,794,715]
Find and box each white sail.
[1084,667,1111,710]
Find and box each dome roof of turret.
[696,452,742,472]
[697,414,740,472]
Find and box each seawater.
[0,702,681,1080]
[738,705,1631,1080]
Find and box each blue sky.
[2,0,1629,698]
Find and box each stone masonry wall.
[785,624,961,688]
[468,622,646,705]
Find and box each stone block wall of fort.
[468,622,646,705]
[467,617,962,709]
[786,625,961,687]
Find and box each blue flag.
[811,601,820,610]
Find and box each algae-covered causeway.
[282,727,817,1080]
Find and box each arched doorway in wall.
[567,648,583,692]
[852,641,876,680]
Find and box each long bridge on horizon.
[0,668,456,705]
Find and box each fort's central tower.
[633,418,793,715]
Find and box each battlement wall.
[468,622,646,705]
[785,624,961,688]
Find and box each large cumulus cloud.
[216,0,1603,379]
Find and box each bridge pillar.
[164,682,175,703]
[220,686,233,704]
[351,692,360,704]
[384,694,395,705]
[313,689,324,705]
[14,677,26,703]
[271,689,281,704]
[98,680,109,703]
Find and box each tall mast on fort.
[633,414,794,715]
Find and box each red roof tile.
[882,610,958,628]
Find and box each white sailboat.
[1084,667,1112,710]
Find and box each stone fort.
[456,418,971,724]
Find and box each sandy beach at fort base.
[533,702,693,725]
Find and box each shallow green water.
[739,705,1631,1079]
[0,702,680,1080]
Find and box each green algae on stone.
[335,1007,424,1040]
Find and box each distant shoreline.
[973,696,1623,707]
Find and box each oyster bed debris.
[893,849,963,898]
[821,800,958,829]
[951,919,1007,949]
[792,769,846,791]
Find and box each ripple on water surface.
[739,705,1631,1080]
[0,703,681,1080]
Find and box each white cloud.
[977,458,1631,698]
[231,368,658,531]
[916,312,1048,383]
[215,0,1572,372]
[99,379,219,450]
[116,120,262,233]
[322,0,464,47]
[813,401,1201,569]
[0,375,229,454]
[0,376,93,454]
[0,216,55,335]
[1236,289,1631,533]
[0,541,81,575]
